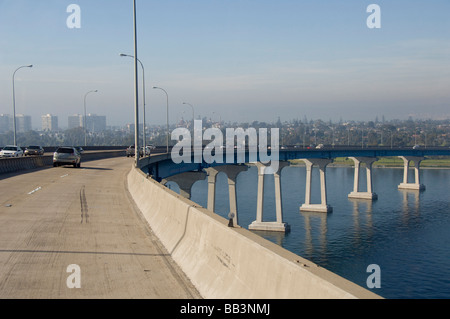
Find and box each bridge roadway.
[0,156,201,298]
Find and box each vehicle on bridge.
[126,145,135,157]
[126,144,156,157]
[0,145,24,158]
[140,146,152,157]
[24,145,44,156]
[53,147,81,168]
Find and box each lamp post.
[84,90,98,147]
[133,0,140,165]
[12,65,33,146]
[120,53,147,149]
[153,86,169,153]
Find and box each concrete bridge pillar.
[348,157,378,200]
[161,171,207,199]
[249,161,290,232]
[398,156,426,191]
[204,167,220,211]
[207,165,248,226]
[300,158,333,213]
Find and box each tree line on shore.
[1,118,448,148]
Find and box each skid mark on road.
[80,185,89,224]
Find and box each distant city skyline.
[1,1,449,127]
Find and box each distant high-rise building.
[15,114,32,132]
[68,114,83,129]
[68,114,106,132]
[0,114,32,133]
[85,114,107,132]
[0,114,11,133]
[41,114,58,131]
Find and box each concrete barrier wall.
[0,150,125,175]
[127,166,382,299]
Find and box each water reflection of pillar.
[300,158,333,213]
[350,199,374,237]
[301,211,327,257]
[249,161,290,232]
[161,171,207,199]
[398,156,426,191]
[400,189,420,225]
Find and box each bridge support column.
[398,156,426,191]
[207,165,248,226]
[204,167,219,211]
[161,171,207,199]
[348,157,378,200]
[300,159,333,213]
[249,161,290,232]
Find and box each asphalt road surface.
[0,157,201,299]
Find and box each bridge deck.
[0,157,200,298]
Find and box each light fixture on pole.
[12,65,33,146]
[153,86,169,153]
[120,53,147,150]
[84,90,98,147]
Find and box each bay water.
[167,165,450,299]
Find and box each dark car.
[53,147,81,168]
[24,145,44,156]
[126,145,135,157]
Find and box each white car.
[0,145,24,157]
[140,146,152,156]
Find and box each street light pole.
[153,86,169,153]
[84,90,98,147]
[120,53,146,149]
[133,0,140,166]
[12,65,33,146]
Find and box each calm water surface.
[169,166,450,299]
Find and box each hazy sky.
[1,0,449,128]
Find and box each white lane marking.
[28,187,42,195]
[60,174,69,178]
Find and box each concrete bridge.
[1,147,447,299]
[139,147,450,232]
[0,148,383,299]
